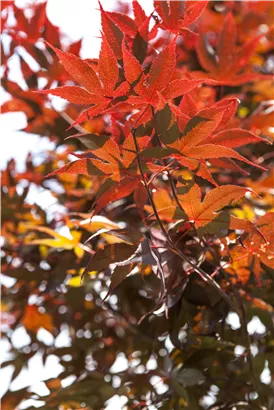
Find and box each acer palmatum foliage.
[1,1,274,409]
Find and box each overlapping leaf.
[36,35,127,126]
[177,183,250,228]
[154,1,208,35]
[193,12,272,85]
[165,99,267,183]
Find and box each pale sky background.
[0,1,271,409]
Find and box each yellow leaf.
[74,245,84,259]
[232,205,255,221]
[238,106,249,118]
[145,189,176,221]
[26,226,85,258]
[78,215,120,233]
[70,230,82,244]
[66,276,82,287]
[39,245,48,259]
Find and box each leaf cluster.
[1,1,274,409]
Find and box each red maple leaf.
[192,12,273,85]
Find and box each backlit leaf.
[46,42,102,94]
[37,86,103,105]
[147,39,176,98]
[98,33,119,94]
[99,2,123,59]
[178,183,250,228]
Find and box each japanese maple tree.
[1,1,274,410]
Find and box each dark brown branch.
[132,127,171,242]
[131,126,232,307]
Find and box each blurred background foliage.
[1,1,274,409]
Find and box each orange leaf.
[94,177,140,214]
[179,112,223,149]
[22,305,53,334]
[183,143,266,170]
[209,128,269,148]
[161,79,203,100]
[37,86,104,105]
[145,189,176,221]
[99,32,119,94]
[69,102,109,126]
[46,42,102,94]
[178,183,249,228]
[122,39,143,85]
[217,13,236,71]
[147,39,177,99]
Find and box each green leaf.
[132,32,148,64]
[183,115,209,136]
[141,146,176,159]
[155,104,180,144]
[66,133,109,150]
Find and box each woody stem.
[131,124,232,307]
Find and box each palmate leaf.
[178,94,239,132]
[83,243,139,275]
[67,133,121,164]
[216,12,236,72]
[39,24,203,128]
[177,183,250,228]
[179,1,209,27]
[93,177,141,214]
[46,43,102,94]
[166,99,267,181]
[22,305,54,334]
[125,38,179,106]
[182,143,266,170]
[106,11,137,37]
[26,226,86,259]
[46,130,150,185]
[194,12,272,85]
[161,78,203,100]
[105,1,152,41]
[122,38,202,124]
[36,34,123,125]
[154,0,208,34]
[225,212,274,284]
[46,157,121,181]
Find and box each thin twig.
[51,105,88,134]
[132,127,171,241]
[150,106,186,215]
[131,126,232,307]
